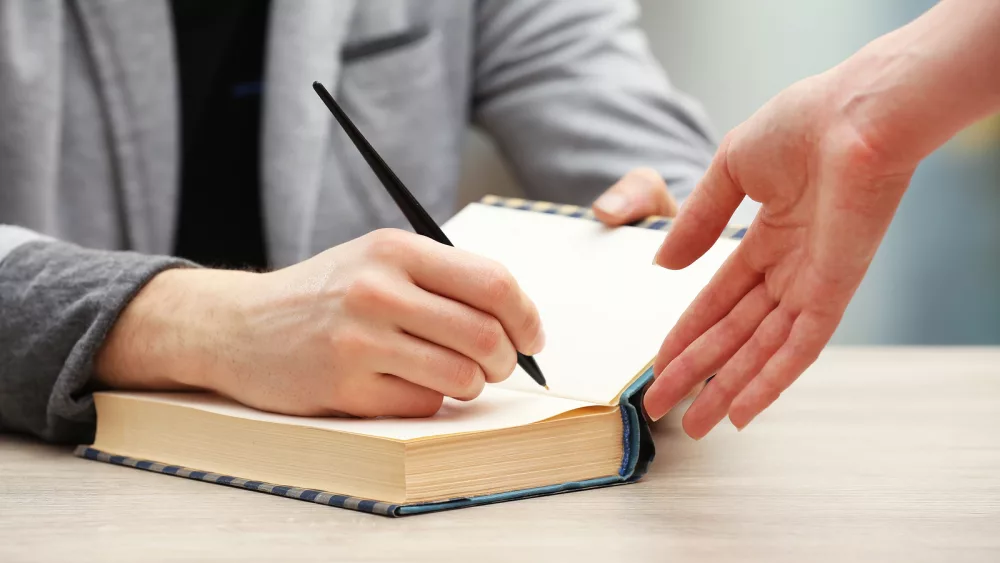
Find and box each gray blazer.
[0,0,716,442]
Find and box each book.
[75,195,745,516]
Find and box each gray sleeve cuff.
[0,224,53,263]
[0,239,195,443]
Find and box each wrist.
[94,267,257,393]
[825,42,927,173]
[828,0,1000,169]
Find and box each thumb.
[654,138,745,269]
[593,168,679,226]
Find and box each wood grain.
[3,347,999,562]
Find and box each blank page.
[443,204,739,405]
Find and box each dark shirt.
[170,0,270,270]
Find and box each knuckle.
[448,357,484,395]
[482,264,515,307]
[519,308,542,343]
[364,228,414,261]
[667,354,696,381]
[719,129,739,155]
[342,274,395,315]
[473,317,504,356]
[711,374,743,401]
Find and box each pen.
[312,81,548,390]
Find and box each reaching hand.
[642,73,917,438]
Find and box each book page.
[101,387,599,441]
[443,203,739,405]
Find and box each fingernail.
[594,193,629,217]
[642,399,664,422]
[733,413,754,431]
[653,238,668,266]
[683,423,705,441]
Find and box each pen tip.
[544,385,549,391]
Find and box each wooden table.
[2,347,999,562]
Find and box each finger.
[373,331,488,401]
[593,168,679,226]
[389,283,518,384]
[681,305,796,440]
[652,246,762,378]
[728,311,834,430]
[397,239,545,356]
[654,135,745,270]
[340,373,445,418]
[643,283,776,421]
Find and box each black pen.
[312,81,548,390]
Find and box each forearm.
[833,0,1000,165]
[94,268,252,393]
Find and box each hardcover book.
[76,195,744,516]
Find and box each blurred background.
[459,0,1000,346]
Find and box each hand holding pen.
[313,81,549,390]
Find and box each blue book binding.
[74,195,746,517]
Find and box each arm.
[2,224,548,443]
[834,0,1000,167]
[644,0,1000,438]
[471,0,716,206]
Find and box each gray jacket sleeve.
[472,0,717,206]
[0,226,192,443]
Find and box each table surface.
[3,347,999,562]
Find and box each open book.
[76,196,743,516]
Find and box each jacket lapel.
[260,0,358,267]
[71,0,178,255]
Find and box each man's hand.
[95,229,545,418]
[592,168,679,225]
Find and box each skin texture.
[644,0,1000,439]
[95,168,679,418]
